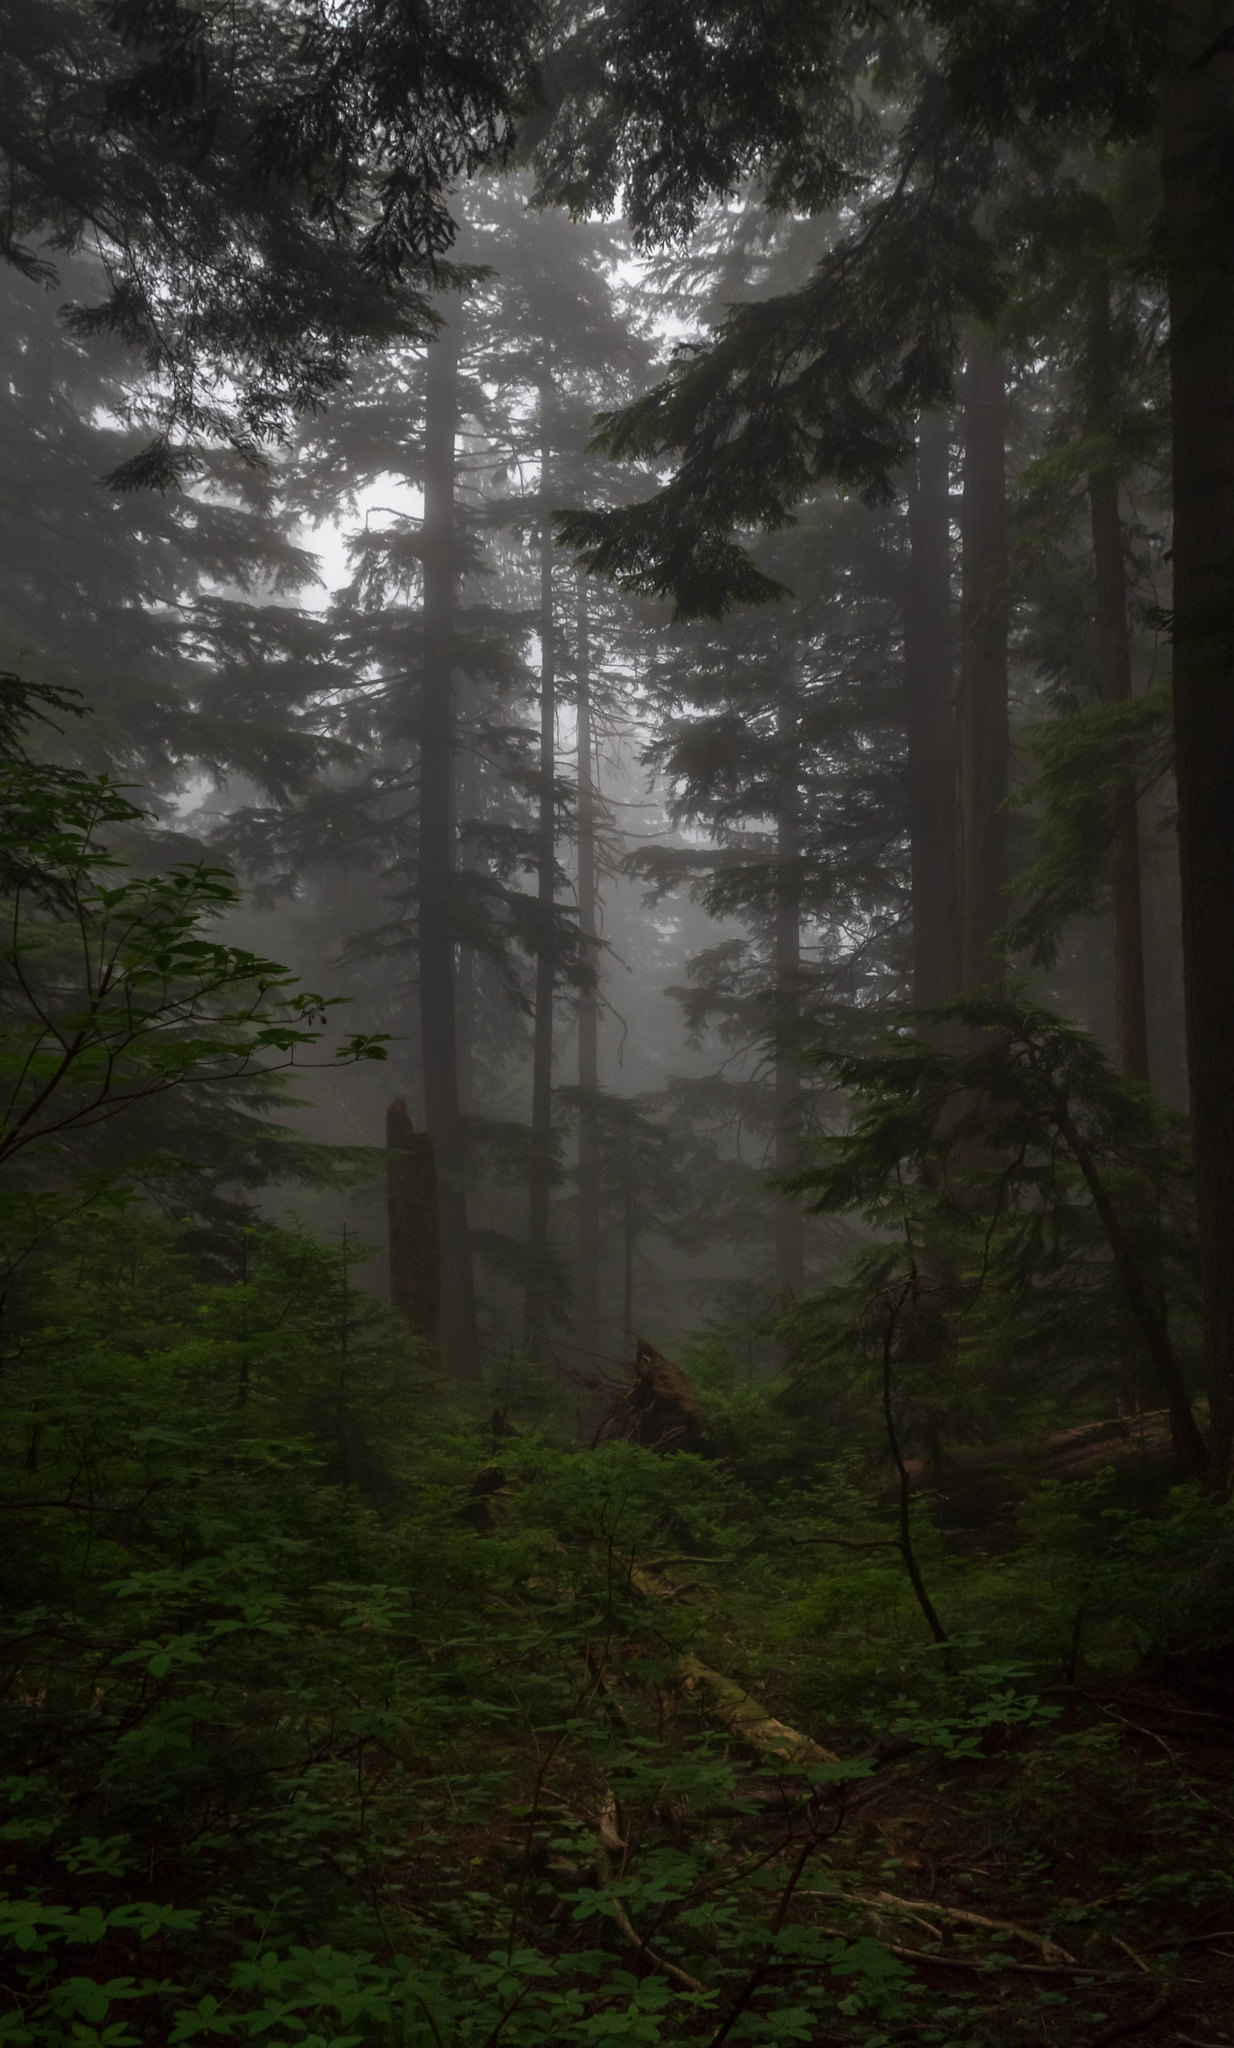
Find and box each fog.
[12,13,1234,2039]
[0,157,1189,1392]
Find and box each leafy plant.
[0,678,387,1174]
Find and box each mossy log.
[676,1651,839,1767]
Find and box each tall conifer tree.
[956,342,1011,994]
[420,314,481,1380]
[904,412,960,1007]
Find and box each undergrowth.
[3,1208,1233,2047]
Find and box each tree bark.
[524,376,557,1357]
[420,316,479,1381]
[386,1097,442,1369]
[454,745,477,1116]
[956,344,1010,994]
[1162,2,1234,1486]
[905,412,960,1007]
[1087,280,1151,1084]
[622,1121,635,1362]
[773,701,805,1298]
[575,573,603,1358]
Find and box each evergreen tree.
[3,0,541,479]
[420,313,482,1378]
[573,574,604,1358]
[202,176,651,1375]
[0,256,334,802]
[1157,6,1234,1475]
[998,163,1168,1082]
[458,177,649,1359]
[635,485,906,1296]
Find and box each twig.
[1112,1935,1151,1974]
[797,1925,1120,1980]
[1099,1703,1179,1758]
[840,1759,931,1816]
[1080,1994,1169,2046]
[605,1893,706,1994]
[855,1890,1076,1963]
[709,1830,823,2048]
[1191,25,1234,71]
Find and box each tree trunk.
[622,1124,635,1363]
[524,377,557,1357]
[420,317,479,1381]
[455,946,475,1114]
[956,344,1010,994]
[905,412,960,1007]
[454,745,477,1115]
[1162,3,1234,1486]
[1087,279,1151,1084]
[773,702,805,1298]
[575,573,603,1359]
[386,1097,442,1369]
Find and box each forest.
[4,3,1234,2045]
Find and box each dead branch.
[794,1925,1126,1981]
[593,1799,706,1996]
[858,1890,1076,1962]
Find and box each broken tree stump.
[591,1339,710,1455]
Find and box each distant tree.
[633,469,907,1298]
[450,177,649,1360]
[998,165,1168,1083]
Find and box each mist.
[3,8,1232,2043]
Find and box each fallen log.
[677,1651,839,1767]
[890,1411,1177,1539]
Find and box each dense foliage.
[6,1191,1234,2046]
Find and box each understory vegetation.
[3,698,1230,2048]
[5,1213,1234,2048]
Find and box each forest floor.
[800,1689,1234,2048]
[7,1326,1234,2048]
[369,1493,1234,2048]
